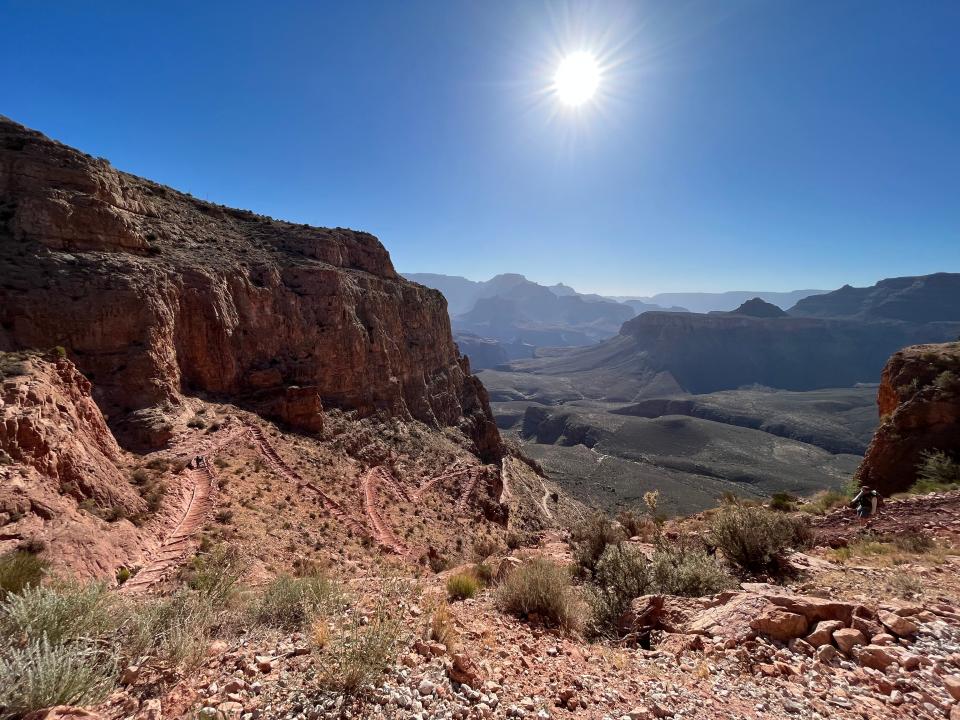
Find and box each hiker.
[195,455,204,468]
[850,485,880,524]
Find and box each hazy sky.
[3,1,958,295]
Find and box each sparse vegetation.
[799,489,848,515]
[446,572,480,601]
[768,492,797,512]
[428,601,458,650]
[0,637,117,718]
[708,504,811,574]
[0,581,120,646]
[495,557,583,633]
[570,511,623,578]
[0,552,48,599]
[247,572,342,630]
[911,450,960,493]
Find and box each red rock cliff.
[855,342,960,495]
[0,116,502,460]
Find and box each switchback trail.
[811,489,960,546]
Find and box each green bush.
[0,581,119,645]
[247,572,341,630]
[446,572,479,601]
[649,542,736,596]
[768,492,797,512]
[181,545,241,605]
[0,637,117,718]
[708,505,811,574]
[914,450,960,492]
[587,544,651,637]
[0,552,47,598]
[570,511,623,578]
[799,489,848,515]
[495,558,583,632]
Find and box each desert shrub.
[934,370,960,394]
[145,457,169,471]
[186,416,206,430]
[181,545,241,605]
[0,552,47,599]
[708,505,811,574]
[428,601,458,650]
[446,572,479,601]
[768,492,797,512]
[0,581,120,645]
[472,562,493,586]
[888,570,923,599]
[115,567,132,586]
[319,589,405,697]
[615,509,654,540]
[649,542,736,597]
[247,572,341,630]
[131,469,150,485]
[892,532,935,554]
[587,544,651,637]
[505,530,530,550]
[570,511,623,578]
[914,450,960,492]
[427,551,451,574]
[122,590,218,668]
[472,536,500,561]
[0,637,117,718]
[495,558,583,633]
[800,489,848,515]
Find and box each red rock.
[856,645,895,671]
[855,342,960,495]
[806,620,844,647]
[751,609,809,641]
[833,628,867,654]
[656,632,704,656]
[943,676,960,702]
[23,709,103,720]
[448,652,483,686]
[878,609,919,637]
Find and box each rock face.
[728,297,787,318]
[0,352,146,576]
[855,342,960,495]
[0,116,502,460]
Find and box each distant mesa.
[788,273,960,322]
[728,297,787,318]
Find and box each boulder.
[447,652,483,687]
[751,609,808,642]
[878,609,919,637]
[833,628,867,654]
[856,645,896,671]
[943,676,960,702]
[618,595,665,634]
[805,620,845,647]
[23,709,103,720]
[686,593,776,645]
[656,633,704,656]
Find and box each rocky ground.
[72,492,960,720]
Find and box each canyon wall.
[0,116,502,460]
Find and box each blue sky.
[2,1,958,295]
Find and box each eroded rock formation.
[0,116,502,460]
[855,341,960,495]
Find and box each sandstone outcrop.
[0,116,502,460]
[855,341,960,494]
[0,352,146,576]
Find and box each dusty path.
[454,468,483,514]
[360,466,409,555]
[244,423,368,537]
[812,489,960,546]
[121,462,216,594]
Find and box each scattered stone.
[833,628,867,654]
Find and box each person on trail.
[195,455,204,468]
[850,485,880,524]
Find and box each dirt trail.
[245,423,368,537]
[410,465,472,501]
[812,489,960,546]
[360,467,409,555]
[454,468,482,514]
[121,462,216,594]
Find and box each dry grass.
[495,557,584,633]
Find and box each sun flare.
[553,51,600,106]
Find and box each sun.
[553,51,600,106]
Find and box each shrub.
[708,505,811,574]
[131,469,150,485]
[505,530,529,550]
[587,544,651,637]
[649,542,736,597]
[446,572,479,601]
[768,492,797,512]
[115,567,132,586]
[122,590,217,668]
[800,489,848,515]
[0,637,117,718]
[145,458,169,472]
[934,370,960,394]
[247,572,341,630]
[181,545,241,605]
[495,558,583,633]
[16,539,46,555]
[472,536,500,561]
[615,509,654,540]
[186,416,207,430]
[570,511,623,578]
[319,592,405,697]
[0,581,120,645]
[0,552,47,598]
[472,562,493,586]
[428,601,457,650]
[914,450,960,492]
